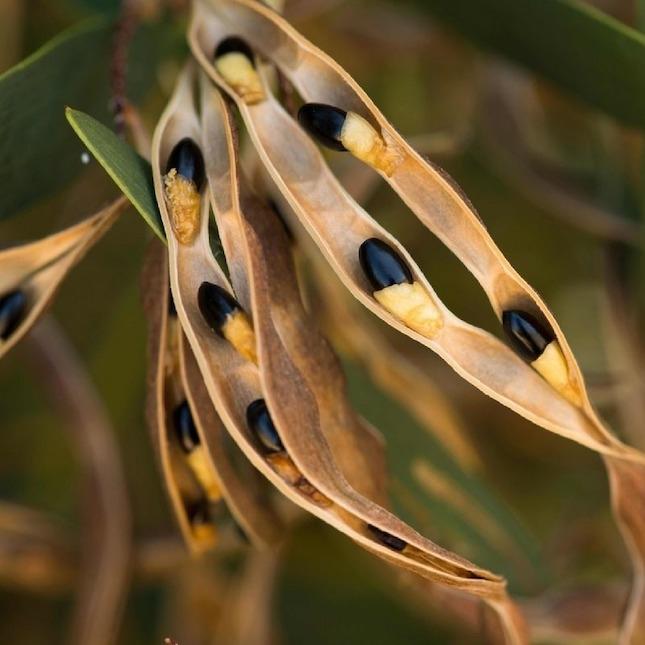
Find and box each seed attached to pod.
[0,290,27,342]
[198,282,257,363]
[367,524,407,552]
[246,399,284,453]
[359,239,442,338]
[503,310,580,405]
[298,103,402,175]
[163,138,205,245]
[173,401,221,501]
[187,500,218,546]
[214,36,265,105]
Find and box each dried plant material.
[0,198,125,360]
[189,1,641,465]
[151,69,526,642]
[142,240,281,551]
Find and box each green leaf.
[0,16,181,220]
[406,0,645,130]
[66,108,165,241]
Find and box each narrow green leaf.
[0,16,181,220]
[406,0,645,130]
[66,108,165,241]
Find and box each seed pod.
[367,524,407,552]
[298,103,401,174]
[0,290,27,341]
[502,310,579,404]
[173,400,200,453]
[214,36,265,104]
[164,138,205,246]
[246,399,284,453]
[359,238,442,338]
[198,282,257,363]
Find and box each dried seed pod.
[246,399,284,453]
[0,290,27,342]
[163,137,205,246]
[198,281,257,363]
[214,36,265,105]
[298,103,402,174]
[502,310,578,405]
[0,198,125,361]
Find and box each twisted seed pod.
[189,2,645,640]
[189,3,638,463]
[0,198,125,361]
[142,240,281,551]
[152,65,526,642]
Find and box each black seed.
[166,138,205,191]
[198,282,242,337]
[367,524,407,552]
[187,499,212,526]
[173,401,200,454]
[214,36,255,66]
[502,310,554,362]
[0,290,27,341]
[246,399,284,453]
[359,238,413,291]
[298,103,348,152]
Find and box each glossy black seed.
[367,524,407,552]
[166,138,205,191]
[0,290,27,341]
[359,238,413,291]
[198,282,242,337]
[173,401,200,454]
[502,310,554,362]
[246,399,284,453]
[297,103,348,152]
[214,36,255,66]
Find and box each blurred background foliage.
[1,0,644,642]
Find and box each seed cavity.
[367,524,407,552]
[298,103,402,175]
[503,310,580,405]
[359,239,442,338]
[198,282,257,363]
[214,36,265,105]
[246,399,284,453]
[163,138,204,245]
[173,401,221,501]
[0,289,27,342]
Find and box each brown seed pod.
[0,198,125,361]
[152,72,525,641]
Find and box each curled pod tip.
[0,289,27,341]
[173,401,200,454]
[246,399,284,453]
[367,524,407,552]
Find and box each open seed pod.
[189,1,642,465]
[151,66,527,643]
[142,240,282,552]
[0,198,125,360]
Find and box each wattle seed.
[214,36,256,66]
[173,401,200,454]
[359,238,413,291]
[367,524,407,552]
[166,138,205,192]
[502,310,554,362]
[0,289,27,341]
[187,499,212,526]
[298,103,348,152]
[198,282,242,337]
[246,399,284,453]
